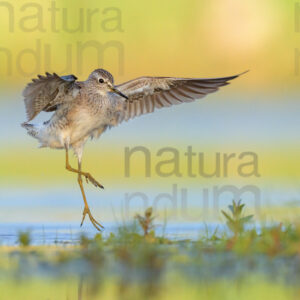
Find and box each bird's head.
[87,69,128,99]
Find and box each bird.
[21,68,245,231]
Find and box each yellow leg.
[65,147,104,189]
[77,161,104,231]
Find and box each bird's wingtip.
[238,70,250,76]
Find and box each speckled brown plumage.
[21,68,246,231]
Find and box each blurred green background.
[0,0,299,229]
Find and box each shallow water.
[0,222,226,246]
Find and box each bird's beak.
[110,86,128,100]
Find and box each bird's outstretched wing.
[117,72,245,122]
[23,72,80,121]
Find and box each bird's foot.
[82,172,104,189]
[81,206,104,231]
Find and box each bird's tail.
[21,122,39,139]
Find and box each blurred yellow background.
[0,0,299,225]
[0,0,296,89]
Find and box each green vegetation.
[221,200,253,236]
[17,231,31,247]
[1,202,300,300]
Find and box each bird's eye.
[99,78,104,83]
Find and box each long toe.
[86,174,104,189]
[90,219,103,231]
[88,212,104,231]
[92,217,104,229]
[80,207,88,226]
